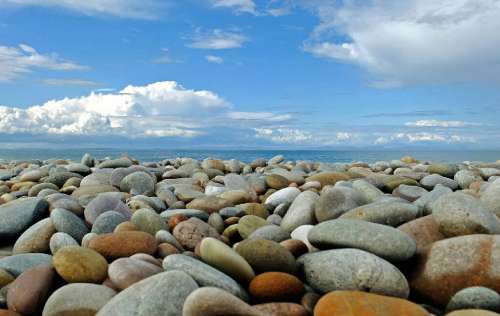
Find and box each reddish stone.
[249,272,304,302]
[88,231,157,260]
[398,215,445,254]
[253,303,308,316]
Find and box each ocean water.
[0,148,499,164]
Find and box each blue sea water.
[0,148,499,163]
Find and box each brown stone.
[7,265,55,315]
[53,246,108,284]
[108,257,162,290]
[266,175,289,190]
[0,269,14,287]
[314,291,430,316]
[305,172,350,187]
[88,231,157,260]
[157,243,180,258]
[0,310,22,316]
[301,292,320,315]
[249,272,304,302]
[446,311,500,316]
[173,217,220,250]
[186,196,234,214]
[113,221,137,232]
[168,214,188,231]
[280,239,308,257]
[398,215,445,254]
[253,303,308,316]
[410,235,500,307]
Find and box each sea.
[1,148,499,164]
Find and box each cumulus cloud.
[375,132,477,144]
[266,0,294,16]
[211,0,256,15]
[0,0,163,19]
[254,127,312,144]
[0,43,87,82]
[405,120,481,128]
[205,55,224,64]
[303,0,500,87]
[188,28,247,50]
[228,111,292,122]
[0,81,230,137]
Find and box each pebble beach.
[1,153,500,316]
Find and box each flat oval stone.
[281,191,319,233]
[84,195,131,225]
[88,231,157,260]
[249,225,290,242]
[264,187,301,207]
[120,171,155,196]
[173,217,219,250]
[398,215,445,254]
[199,237,255,284]
[447,287,500,312]
[96,270,198,316]
[108,257,163,290]
[315,186,360,222]
[186,196,233,214]
[0,197,48,239]
[49,232,78,254]
[238,215,269,239]
[305,172,350,187]
[7,265,55,315]
[308,219,416,261]
[53,246,108,283]
[42,283,116,316]
[314,291,430,316]
[340,202,418,226]
[50,208,89,242]
[249,272,304,302]
[235,238,297,274]
[410,235,500,306]
[163,254,248,301]
[91,211,127,234]
[131,208,167,235]
[0,253,52,277]
[445,310,500,316]
[183,287,263,316]
[12,218,55,254]
[432,192,500,237]
[299,248,409,298]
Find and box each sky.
[0,0,499,149]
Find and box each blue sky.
[0,0,499,149]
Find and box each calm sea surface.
[1,148,499,163]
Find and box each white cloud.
[377,132,477,144]
[205,55,224,64]
[254,127,312,144]
[0,0,162,19]
[0,43,87,82]
[303,0,500,87]
[41,78,99,87]
[0,81,229,137]
[405,120,481,128]
[211,0,256,15]
[228,111,292,122]
[335,132,352,141]
[266,0,294,16]
[188,28,247,50]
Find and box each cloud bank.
[303,0,500,87]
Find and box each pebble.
[238,215,269,239]
[447,287,500,312]
[131,208,167,235]
[49,232,78,254]
[0,197,48,239]
[248,224,290,242]
[432,192,500,237]
[182,287,262,316]
[83,195,131,225]
[308,219,416,261]
[6,265,55,315]
[235,238,297,274]
[253,303,308,316]
[0,253,53,277]
[108,257,163,290]
[421,174,459,190]
[120,171,155,196]
[42,283,116,316]
[249,272,304,302]
[173,217,220,250]
[281,190,319,232]
[12,218,55,254]
[314,291,430,316]
[88,231,157,260]
[53,246,108,283]
[340,201,418,226]
[91,210,127,234]
[163,254,248,300]
[299,248,409,298]
[50,208,89,242]
[264,187,301,208]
